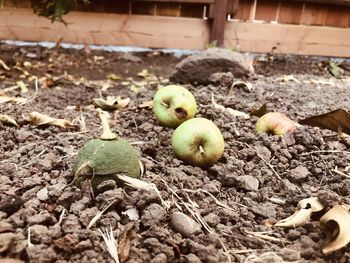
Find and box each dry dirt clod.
[170,211,202,238]
[0,195,23,215]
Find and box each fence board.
[234,0,254,20]
[325,5,350,27]
[0,8,210,49]
[277,1,304,24]
[255,0,279,21]
[180,3,205,17]
[300,2,327,25]
[155,3,181,16]
[224,21,350,56]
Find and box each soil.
[1,43,350,263]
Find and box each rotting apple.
[153,85,197,128]
[172,118,224,167]
[72,110,141,191]
[256,112,296,136]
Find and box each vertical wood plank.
[210,0,228,46]
[255,0,279,21]
[325,5,350,27]
[181,3,205,18]
[155,3,181,16]
[277,1,303,24]
[300,2,327,26]
[234,0,254,20]
[132,1,156,15]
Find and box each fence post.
[210,0,229,46]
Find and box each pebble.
[236,175,259,191]
[288,166,309,182]
[36,187,49,201]
[170,211,201,237]
[279,247,301,261]
[0,195,23,215]
[141,203,167,228]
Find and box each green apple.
[172,118,224,167]
[256,112,296,135]
[153,85,197,128]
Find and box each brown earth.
[0,43,350,263]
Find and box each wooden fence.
[0,0,350,57]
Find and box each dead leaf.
[232,80,254,92]
[40,76,55,89]
[339,131,350,146]
[299,109,350,134]
[275,197,325,228]
[0,114,18,126]
[320,204,350,255]
[138,100,153,109]
[107,73,122,81]
[16,81,28,93]
[211,93,249,118]
[250,104,268,118]
[118,222,137,263]
[276,75,300,83]
[0,96,27,104]
[0,59,10,71]
[25,111,74,128]
[327,61,344,78]
[137,69,149,78]
[92,96,130,111]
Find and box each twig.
[301,150,350,155]
[27,227,33,248]
[332,167,350,179]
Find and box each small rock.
[36,187,49,201]
[278,247,300,261]
[57,186,82,209]
[27,210,57,226]
[203,213,220,227]
[170,48,252,85]
[150,253,167,263]
[96,179,116,193]
[236,175,259,191]
[254,145,271,162]
[202,180,221,194]
[141,203,167,228]
[79,207,99,228]
[286,229,301,241]
[250,203,276,218]
[122,207,140,221]
[0,195,23,215]
[317,189,341,207]
[185,253,202,263]
[0,232,16,253]
[122,52,142,62]
[30,225,52,244]
[170,211,201,237]
[27,244,57,262]
[288,166,309,182]
[95,188,125,207]
[47,183,66,200]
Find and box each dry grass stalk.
[99,227,120,263]
[87,201,115,230]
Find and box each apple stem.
[98,109,117,140]
[199,145,205,155]
[160,101,169,107]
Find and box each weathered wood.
[277,1,304,24]
[255,0,279,21]
[300,2,327,26]
[234,0,254,20]
[325,4,350,27]
[224,21,350,57]
[0,8,210,49]
[210,0,228,46]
